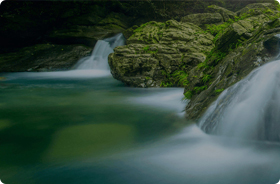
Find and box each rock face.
[109,3,280,119]
[207,5,237,22]
[181,13,224,27]
[184,3,280,119]
[0,0,276,72]
[0,44,91,72]
[48,12,129,47]
[109,20,214,87]
[236,3,277,16]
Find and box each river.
[0,34,280,184]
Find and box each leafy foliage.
[172,70,189,86]
[202,74,212,84]
[160,81,173,87]
[182,91,193,101]
[215,88,224,94]
[194,85,208,93]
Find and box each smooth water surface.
[0,71,189,183]
[1,71,280,184]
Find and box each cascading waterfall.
[199,59,280,142]
[74,33,125,70]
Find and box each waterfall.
[199,59,280,142]
[74,33,125,70]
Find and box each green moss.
[215,88,224,94]
[205,11,256,38]
[194,85,208,93]
[160,81,173,87]
[202,74,212,84]
[161,70,167,76]
[143,46,150,51]
[183,91,193,100]
[209,50,227,64]
[147,50,158,54]
[197,49,226,71]
[197,61,209,70]
[142,45,158,54]
[172,70,189,86]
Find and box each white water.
[2,34,280,184]
[127,88,188,116]
[74,33,125,70]
[3,34,125,81]
[199,59,280,142]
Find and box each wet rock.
[207,5,237,22]
[264,34,280,55]
[215,14,270,51]
[0,44,91,72]
[109,20,214,87]
[236,3,277,16]
[181,13,223,28]
[185,23,280,119]
[48,13,129,47]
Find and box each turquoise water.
[1,71,280,184]
[0,71,188,183]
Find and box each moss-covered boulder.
[109,20,214,87]
[181,13,224,28]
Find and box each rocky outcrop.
[0,44,91,72]
[109,3,280,119]
[181,13,223,27]
[184,4,280,119]
[0,0,276,72]
[236,3,277,16]
[207,5,237,22]
[48,12,129,47]
[214,14,271,51]
[109,20,214,87]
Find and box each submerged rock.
[109,20,214,87]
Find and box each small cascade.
[74,33,125,70]
[199,59,280,142]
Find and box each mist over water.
[74,33,125,70]
[199,59,280,142]
[4,34,125,81]
[1,34,280,184]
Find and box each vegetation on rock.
[109,20,214,87]
[1,0,280,120]
[109,1,280,119]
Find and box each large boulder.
[109,20,214,87]
[181,13,223,28]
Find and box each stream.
[0,34,280,184]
